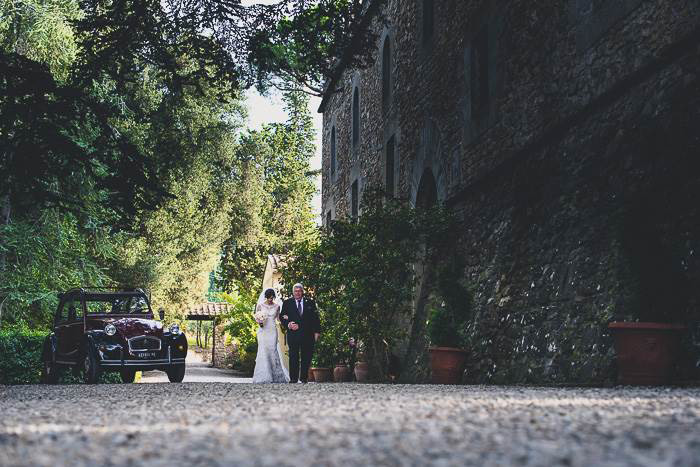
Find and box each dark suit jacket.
[280,297,321,344]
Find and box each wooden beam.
[211,317,216,368]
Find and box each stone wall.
[209,320,236,369]
[320,0,700,383]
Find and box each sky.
[241,2,324,224]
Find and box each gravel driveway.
[1,383,699,466]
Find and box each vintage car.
[41,288,187,384]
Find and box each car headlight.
[105,324,117,336]
[169,324,180,335]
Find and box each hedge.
[0,328,46,384]
[0,328,120,384]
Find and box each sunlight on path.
[139,350,252,383]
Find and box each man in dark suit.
[279,283,321,383]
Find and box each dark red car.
[41,288,187,384]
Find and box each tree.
[72,0,387,96]
[248,0,387,95]
[1,0,379,328]
[218,89,318,294]
[0,0,249,326]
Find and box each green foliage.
[282,188,456,380]
[219,90,318,293]
[1,0,370,336]
[0,210,115,328]
[0,327,122,384]
[0,0,249,326]
[0,0,83,79]
[217,288,259,374]
[0,326,45,384]
[248,0,388,95]
[107,77,247,318]
[219,289,259,353]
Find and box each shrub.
[0,327,45,384]
[282,188,456,380]
[219,289,258,353]
[0,327,125,384]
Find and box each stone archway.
[416,168,437,209]
[401,167,439,382]
[410,119,448,207]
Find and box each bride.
[252,288,290,383]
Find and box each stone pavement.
[1,383,699,466]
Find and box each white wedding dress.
[252,302,290,383]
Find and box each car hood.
[104,318,164,339]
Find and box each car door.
[55,295,82,362]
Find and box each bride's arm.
[278,302,290,329]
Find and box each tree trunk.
[0,193,10,272]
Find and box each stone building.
[319,0,700,383]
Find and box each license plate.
[135,352,156,359]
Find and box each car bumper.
[99,346,186,369]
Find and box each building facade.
[319,0,700,383]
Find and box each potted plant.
[426,257,472,384]
[333,337,355,382]
[310,332,335,383]
[333,363,351,382]
[609,197,689,385]
[353,339,369,382]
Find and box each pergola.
[186,302,230,366]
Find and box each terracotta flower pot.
[333,364,351,382]
[354,361,369,382]
[311,367,332,383]
[307,367,315,382]
[428,347,467,384]
[608,322,685,386]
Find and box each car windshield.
[85,295,151,314]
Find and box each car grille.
[128,336,162,352]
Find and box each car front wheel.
[166,364,186,383]
[82,345,100,384]
[120,369,137,383]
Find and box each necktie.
[297,300,303,317]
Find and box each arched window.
[352,87,360,148]
[351,179,359,219]
[422,0,434,45]
[330,126,337,179]
[382,38,392,111]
